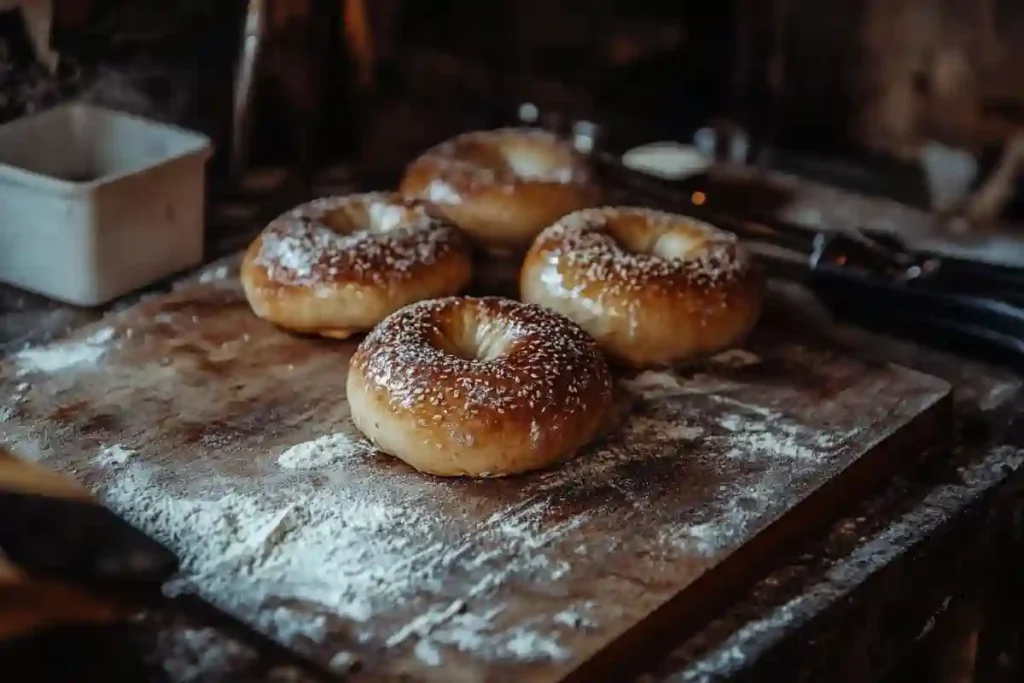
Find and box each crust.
[520,206,765,367]
[240,193,473,337]
[347,296,613,477]
[399,128,601,251]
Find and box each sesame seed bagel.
[241,193,473,339]
[346,296,613,477]
[399,128,600,254]
[520,207,764,367]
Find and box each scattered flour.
[197,265,231,284]
[414,639,444,666]
[620,370,857,558]
[13,327,116,376]
[276,431,372,469]
[94,444,135,467]
[156,626,256,682]
[717,413,847,462]
[99,459,579,667]
[667,482,774,557]
[990,445,1024,470]
[414,607,571,666]
[386,599,468,647]
[627,416,704,442]
[659,404,854,558]
[552,602,598,629]
[261,606,328,644]
[677,594,811,682]
[37,360,869,676]
[328,650,359,674]
[622,370,686,397]
[709,349,761,368]
[0,382,30,422]
[675,444,1021,682]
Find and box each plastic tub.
[0,102,212,306]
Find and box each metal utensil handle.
[811,265,1024,367]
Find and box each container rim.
[0,101,214,195]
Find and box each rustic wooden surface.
[640,302,1024,683]
[0,252,951,682]
[0,157,1021,682]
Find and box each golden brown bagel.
[399,128,600,253]
[347,296,613,477]
[241,193,472,339]
[520,207,764,367]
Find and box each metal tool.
[0,490,178,586]
[0,448,178,586]
[230,0,267,182]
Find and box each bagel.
[520,207,763,367]
[399,128,600,253]
[241,193,472,339]
[347,296,613,477]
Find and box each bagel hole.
[317,208,358,234]
[607,218,708,261]
[502,146,574,182]
[316,201,420,236]
[651,230,708,260]
[436,317,509,363]
[366,201,415,233]
[457,133,575,183]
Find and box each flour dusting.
[197,265,230,284]
[416,607,572,665]
[717,413,846,462]
[94,444,135,467]
[622,369,686,396]
[0,382,30,422]
[276,431,372,469]
[678,595,811,682]
[99,457,580,665]
[622,370,859,557]
[2,322,920,680]
[88,364,857,668]
[415,639,445,666]
[155,627,256,682]
[553,602,598,629]
[709,349,761,368]
[628,416,704,442]
[13,327,116,375]
[328,651,359,674]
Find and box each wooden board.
[0,262,951,682]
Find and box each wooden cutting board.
[0,260,951,682]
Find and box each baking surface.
[0,261,951,682]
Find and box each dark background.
[1,0,1022,217]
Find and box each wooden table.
[1,168,1022,683]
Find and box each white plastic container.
[0,102,212,306]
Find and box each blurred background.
[1,0,1022,240]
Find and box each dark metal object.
[230,0,266,180]
[0,490,178,586]
[228,0,356,193]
